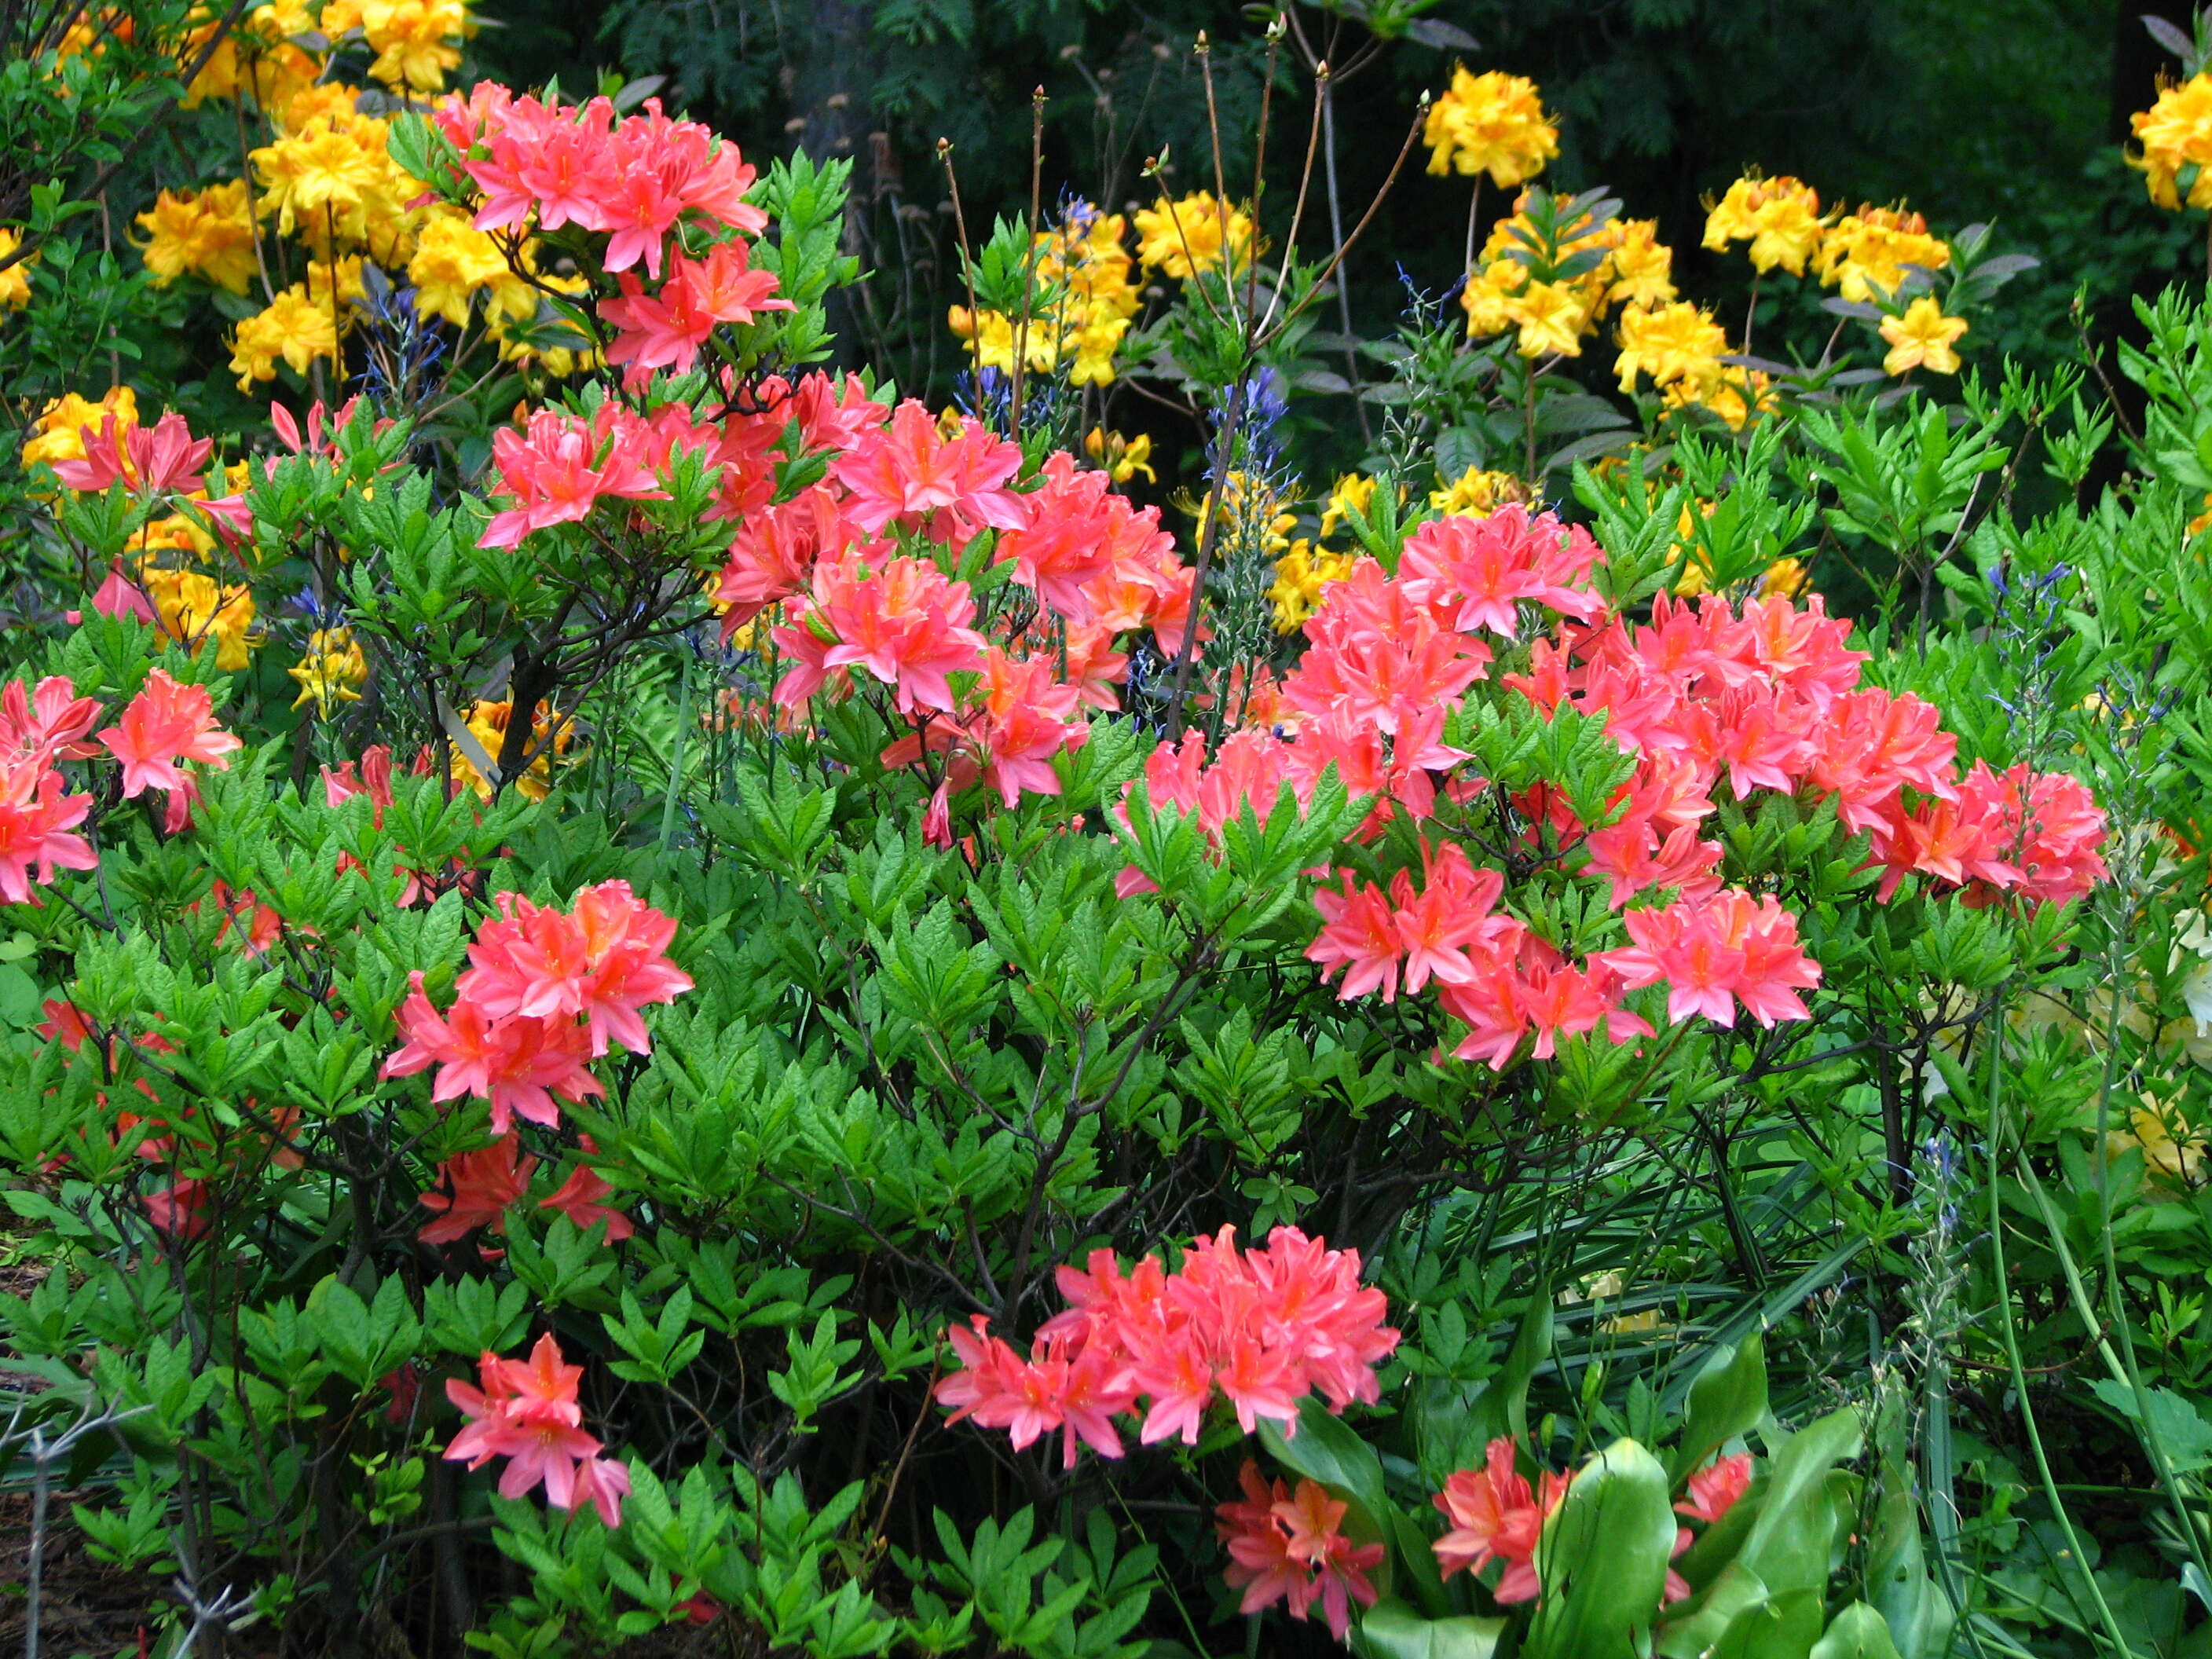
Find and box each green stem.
[658,650,694,851]
[1984,987,2134,1655]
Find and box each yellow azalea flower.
[1703,174,1827,276]
[1036,207,1141,320]
[1663,364,1774,431]
[405,207,529,328]
[1068,310,1129,386]
[1083,427,1156,484]
[251,108,410,247]
[1879,296,1968,376]
[1506,279,1587,357]
[279,82,362,135]
[2190,493,2212,537]
[1430,467,1527,517]
[1184,470,1295,557]
[229,283,341,389]
[2109,1095,2207,1194]
[1423,66,1558,189]
[1268,537,1357,634]
[1759,557,1812,599]
[141,566,258,670]
[0,228,34,310]
[288,625,368,716]
[1614,300,1727,394]
[134,513,214,558]
[2132,73,2212,211]
[22,386,137,471]
[360,0,467,90]
[948,305,1060,375]
[134,181,259,296]
[1604,218,1676,309]
[1320,473,1379,540]
[1458,260,1522,339]
[1816,203,1950,303]
[449,698,575,802]
[1132,192,1254,280]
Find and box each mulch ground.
[0,1489,167,1657]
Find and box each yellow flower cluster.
[141,566,261,669]
[1701,174,1826,276]
[449,699,575,802]
[349,0,472,92]
[186,0,468,105]
[251,101,417,252]
[1269,539,1357,634]
[145,0,551,392]
[135,181,259,295]
[229,284,342,390]
[2131,73,2212,211]
[0,228,33,310]
[1133,192,1255,281]
[1423,67,1558,189]
[1268,474,1381,633]
[951,207,1144,386]
[288,626,369,715]
[1816,204,1951,304]
[1704,172,1951,305]
[408,205,538,329]
[1460,197,1677,360]
[1609,302,1784,427]
[1429,467,1529,517]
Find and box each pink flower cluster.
[430,85,789,377]
[2,668,246,909]
[50,410,215,496]
[381,880,690,1243]
[480,402,693,548]
[935,1225,1399,1470]
[1108,502,2105,1068]
[446,1331,630,1527]
[1216,1462,1384,1640]
[436,84,766,276]
[0,676,101,905]
[1508,591,2107,909]
[716,397,1192,837]
[1432,1437,1574,1605]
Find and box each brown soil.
[0,1489,168,1657]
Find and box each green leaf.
[1259,1397,1390,1525]
[1709,1588,1822,1659]
[1520,1438,1677,1659]
[2087,1377,2212,1474]
[1734,1411,1863,1599]
[1810,1604,1903,1659]
[1671,1334,1768,1482]
[1354,1599,1506,1659]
